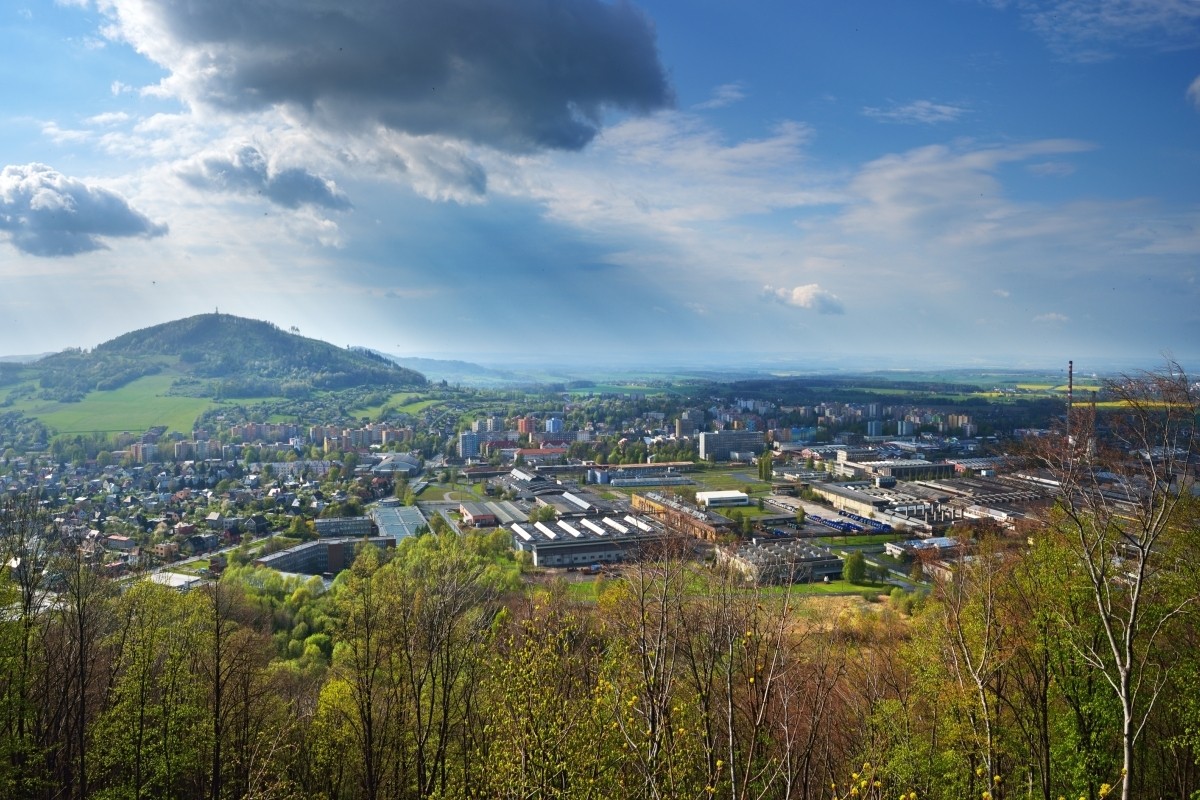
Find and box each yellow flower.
[1098,784,1112,798]
[976,767,984,777]
[994,775,1001,784]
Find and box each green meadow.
[6,375,213,435]
[350,391,440,418]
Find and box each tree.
[842,551,866,584]
[758,450,774,482]
[195,580,272,800]
[0,491,57,796]
[1032,363,1199,800]
[93,582,207,799]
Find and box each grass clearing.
[12,375,214,435]
[554,574,892,605]
[765,579,891,599]
[816,533,905,547]
[350,391,436,418]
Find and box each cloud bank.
[177,145,351,210]
[98,0,672,153]
[0,163,166,256]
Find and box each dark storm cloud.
[0,164,167,257]
[178,145,351,210]
[115,0,673,152]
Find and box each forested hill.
[32,313,425,400]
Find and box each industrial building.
[371,502,428,539]
[698,430,766,462]
[631,492,733,541]
[509,514,669,567]
[254,536,396,575]
[314,516,377,538]
[884,537,963,559]
[717,539,843,585]
[459,502,499,527]
[695,490,750,508]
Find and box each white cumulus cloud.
[764,283,845,314]
[0,163,167,256]
[176,144,351,210]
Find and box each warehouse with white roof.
[509,513,668,567]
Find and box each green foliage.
[842,550,867,584]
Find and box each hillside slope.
[31,313,425,400]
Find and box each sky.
[2,0,1199,371]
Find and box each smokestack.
[1067,360,1074,426]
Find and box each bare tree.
[1035,363,1199,800]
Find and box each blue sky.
[2,0,1198,370]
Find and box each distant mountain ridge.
[29,313,425,401]
[0,353,51,363]
[381,354,528,386]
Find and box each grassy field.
[691,468,771,492]
[774,579,891,598]
[816,533,905,547]
[559,576,890,604]
[7,375,214,435]
[419,485,486,502]
[350,391,438,418]
[565,383,680,397]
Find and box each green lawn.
[419,486,485,502]
[816,533,905,547]
[691,468,771,492]
[10,375,214,435]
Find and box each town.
[1,334,1196,800]
[0,378,1091,591]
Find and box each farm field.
[565,383,681,397]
